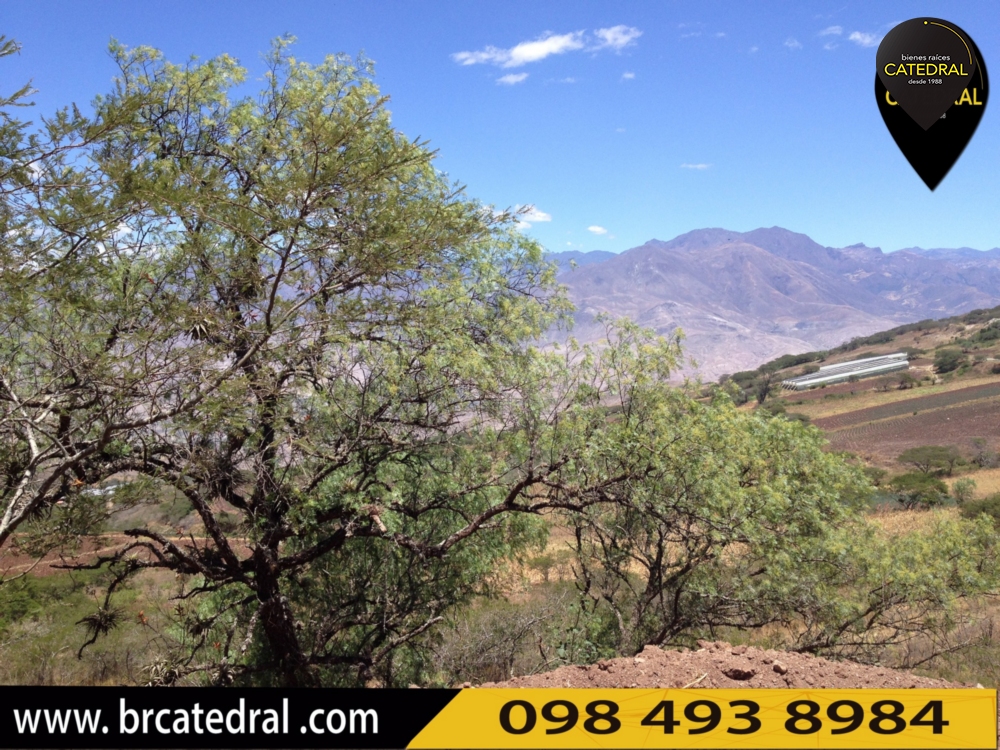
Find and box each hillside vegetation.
[726,304,1000,474]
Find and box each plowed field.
[814,381,1000,430]
[822,396,1000,459]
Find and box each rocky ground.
[484,640,974,689]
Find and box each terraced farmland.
[822,394,1000,460]
[813,381,1000,430]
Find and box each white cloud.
[453,31,585,68]
[749,45,759,53]
[848,31,882,48]
[520,206,552,224]
[621,71,635,80]
[714,32,726,38]
[681,32,702,39]
[507,32,585,66]
[454,27,643,70]
[587,225,608,235]
[593,25,642,51]
[452,47,505,66]
[784,37,803,50]
[819,25,843,36]
[497,72,529,85]
[680,163,711,170]
[823,41,838,51]
[615,127,626,133]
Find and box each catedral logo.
[884,60,969,77]
[874,17,988,189]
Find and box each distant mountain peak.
[552,227,1000,379]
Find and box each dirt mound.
[485,641,970,689]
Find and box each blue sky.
[3,1,998,253]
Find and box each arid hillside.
[551,227,1000,378]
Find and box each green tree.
[897,445,963,476]
[960,494,1000,524]
[862,465,888,487]
[952,477,976,504]
[890,472,949,509]
[570,391,871,656]
[569,376,999,662]
[1,40,690,686]
[934,348,966,373]
[754,370,776,404]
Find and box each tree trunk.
[255,551,314,686]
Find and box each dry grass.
[946,468,1000,499]
[866,505,960,536]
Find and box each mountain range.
[549,227,1000,379]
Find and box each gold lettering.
[957,88,972,105]
[885,91,898,106]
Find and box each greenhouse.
[780,353,909,390]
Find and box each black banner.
[0,687,458,749]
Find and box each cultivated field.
[799,377,1000,464]
[814,381,1000,430]
[788,374,1000,420]
[823,397,1000,462]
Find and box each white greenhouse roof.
[781,353,909,390]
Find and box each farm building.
[781,353,909,390]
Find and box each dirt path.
[0,535,252,579]
[0,535,140,578]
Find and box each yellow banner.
[408,688,995,749]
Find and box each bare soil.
[485,641,970,690]
[823,398,1000,462]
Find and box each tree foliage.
[3,39,681,686]
[934,348,966,374]
[890,472,949,510]
[897,446,962,476]
[572,397,998,661]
